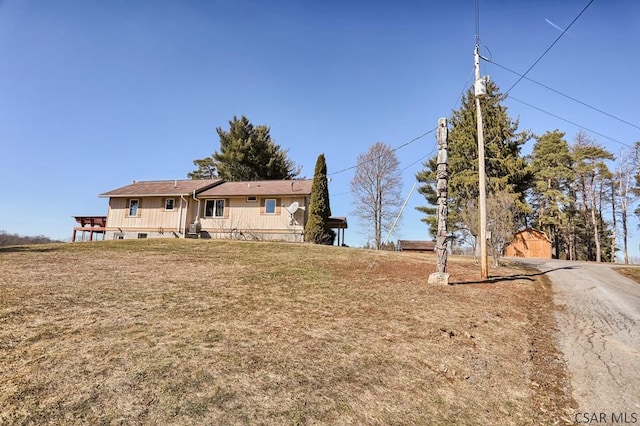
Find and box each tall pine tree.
[527,130,574,258]
[305,154,334,244]
[571,131,615,262]
[416,81,530,238]
[189,115,300,181]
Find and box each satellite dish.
[286,202,300,225]
[286,202,299,215]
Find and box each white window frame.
[164,198,175,211]
[205,199,225,218]
[128,199,139,217]
[247,196,257,203]
[265,198,277,215]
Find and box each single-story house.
[504,228,552,259]
[397,240,436,253]
[95,178,343,243]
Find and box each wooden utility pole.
[428,117,450,285]
[474,45,489,279]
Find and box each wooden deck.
[72,216,107,242]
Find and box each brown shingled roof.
[198,180,312,197]
[99,179,223,197]
[398,240,436,251]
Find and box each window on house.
[205,199,225,217]
[128,199,139,216]
[247,196,257,202]
[265,198,277,214]
[164,198,175,210]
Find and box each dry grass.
[0,239,574,425]
[613,265,640,284]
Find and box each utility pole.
[474,44,489,279]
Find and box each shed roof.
[398,240,436,251]
[514,227,552,243]
[99,179,222,198]
[198,179,313,197]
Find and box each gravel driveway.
[512,258,640,417]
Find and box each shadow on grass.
[0,244,63,254]
[451,266,577,285]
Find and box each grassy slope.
[613,266,640,284]
[0,240,573,425]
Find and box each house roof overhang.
[327,216,348,229]
[198,179,313,197]
[99,179,223,198]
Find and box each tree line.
[193,89,639,263]
[0,230,61,247]
[416,80,640,264]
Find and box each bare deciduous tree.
[616,142,640,264]
[351,142,403,249]
[486,191,519,266]
[460,191,518,266]
[459,199,479,261]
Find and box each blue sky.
[1,1,639,255]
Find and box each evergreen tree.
[571,131,615,262]
[527,130,574,258]
[416,81,530,238]
[305,154,334,244]
[187,157,217,179]
[189,115,300,181]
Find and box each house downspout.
[192,190,201,224]
[180,195,188,235]
[177,195,187,236]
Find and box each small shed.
[398,240,435,253]
[504,228,552,259]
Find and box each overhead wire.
[508,95,633,148]
[329,130,437,197]
[475,0,481,44]
[504,0,596,95]
[452,67,476,112]
[328,0,479,197]
[486,59,640,132]
[327,128,436,177]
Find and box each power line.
[328,66,476,195]
[508,95,633,148]
[331,146,436,198]
[475,0,481,44]
[452,67,475,112]
[486,59,640,132]
[401,149,435,173]
[504,0,596,95]
[328,128,436,176]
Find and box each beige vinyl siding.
[199,196,305,235]
[106,196,186,232]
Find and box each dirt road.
[514,258,640,415]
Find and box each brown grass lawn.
[0,240,574,425]
[613,265,640,284]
